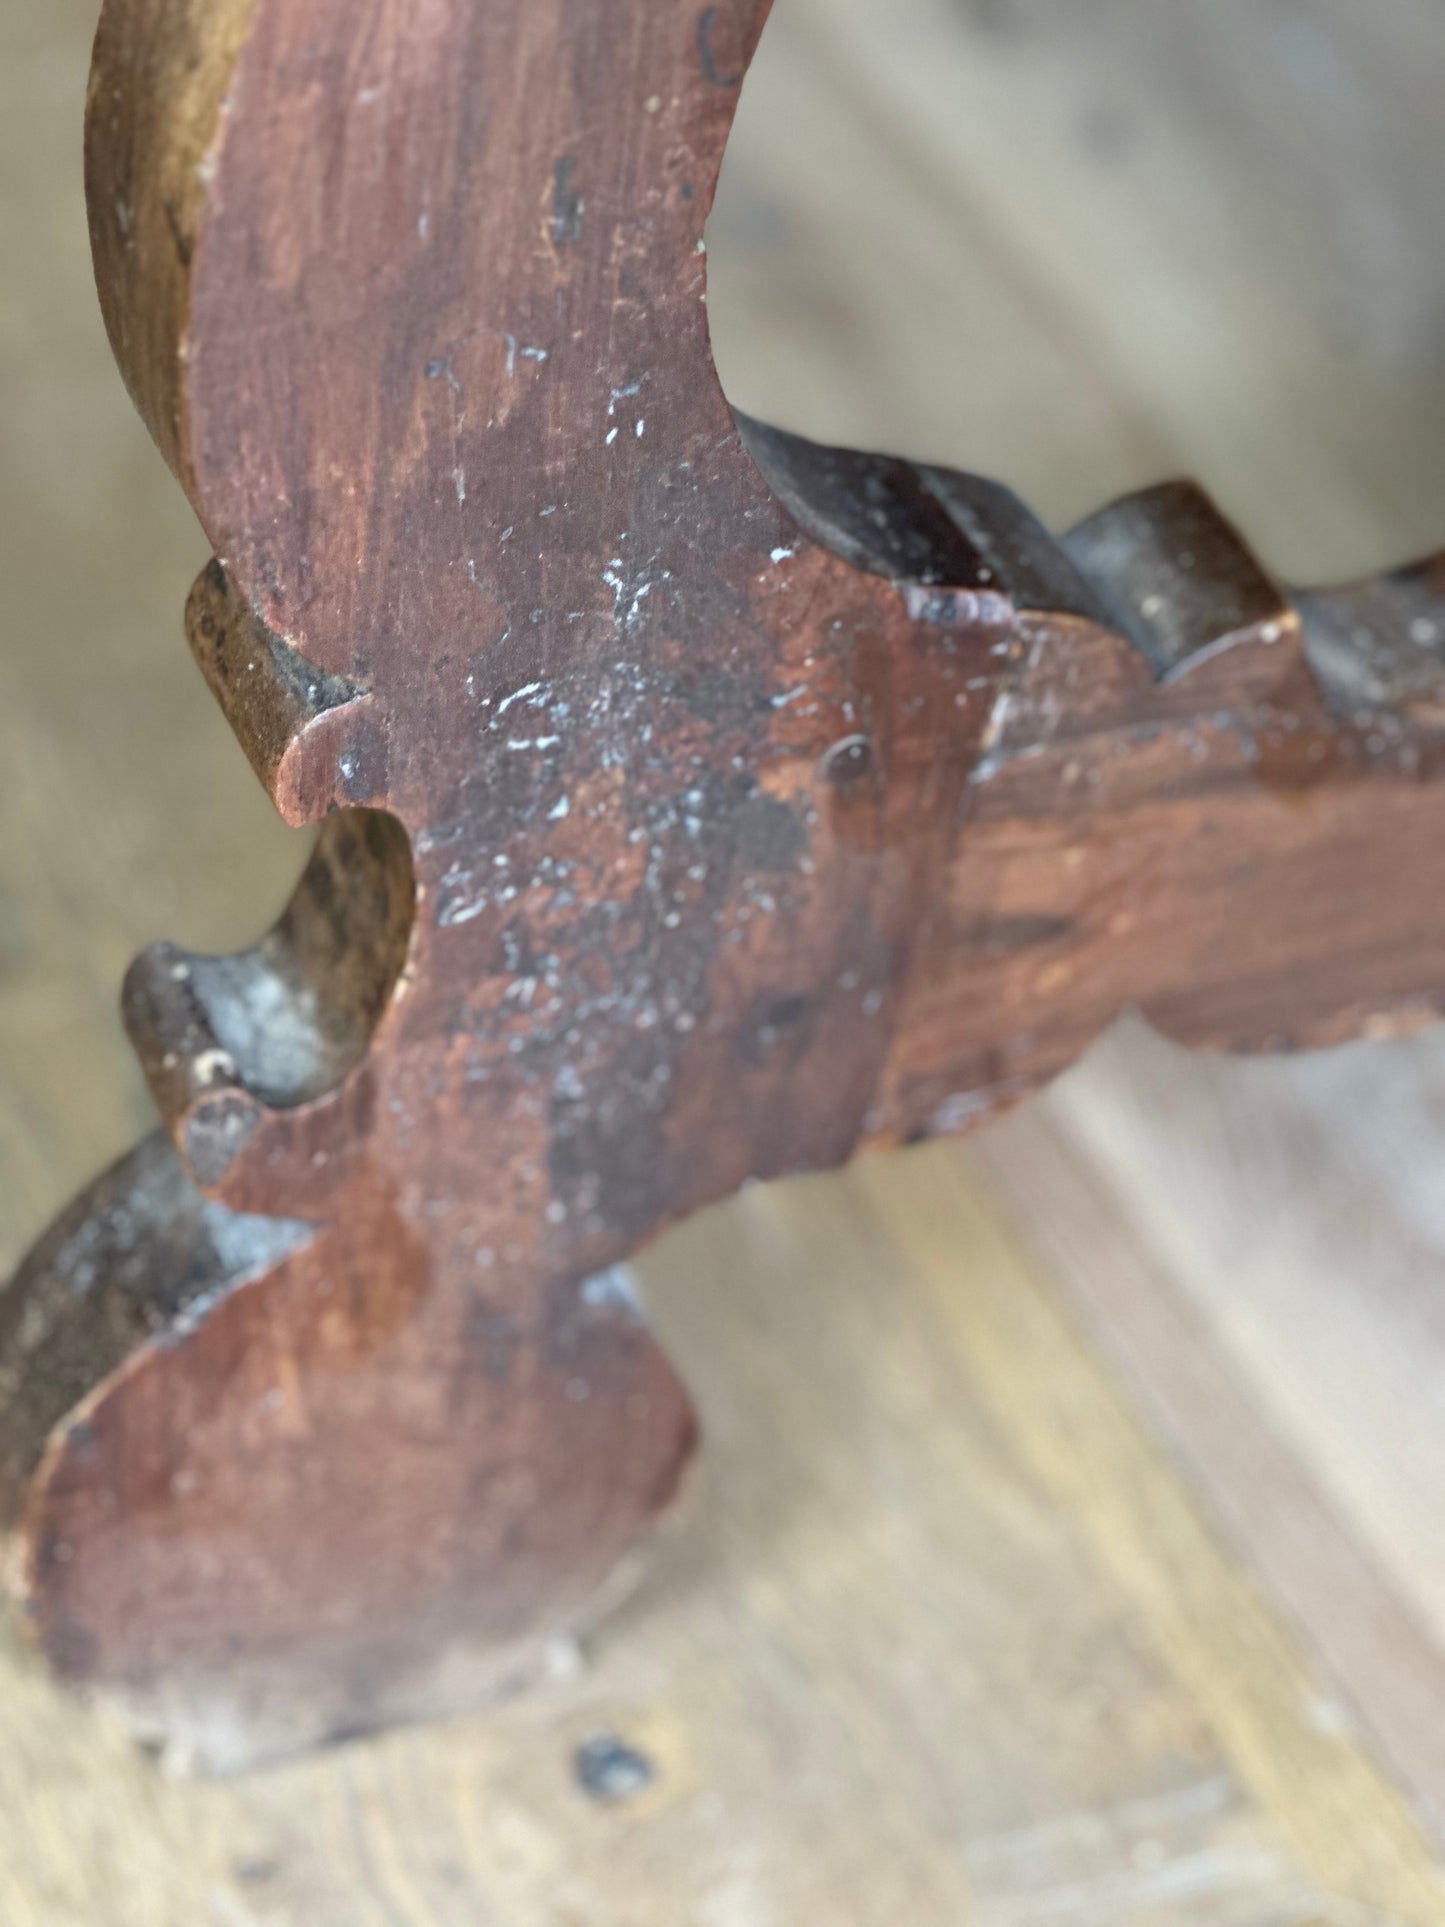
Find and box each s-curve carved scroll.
[4,0,1445,1768]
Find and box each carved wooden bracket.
[5,0,1445,1768]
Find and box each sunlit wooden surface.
[4,0,1445,1918]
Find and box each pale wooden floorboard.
[975,1068,1445,1849]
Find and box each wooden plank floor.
[5,0,1445,1918]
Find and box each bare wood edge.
[86,0,255,489]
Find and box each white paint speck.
[441,897,489,928]
[496,680,544,716]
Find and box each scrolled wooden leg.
[7,0,1445,1767]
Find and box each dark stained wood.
[6,0,1445,1767]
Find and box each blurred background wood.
[5,0,1445,1918]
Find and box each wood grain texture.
[978,1018,1445,1852]
[5,0,1445,1913]
[858,1145,1445,1920]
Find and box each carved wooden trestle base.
[6,0,1445,1769]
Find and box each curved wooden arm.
[4,0,1445,1768]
